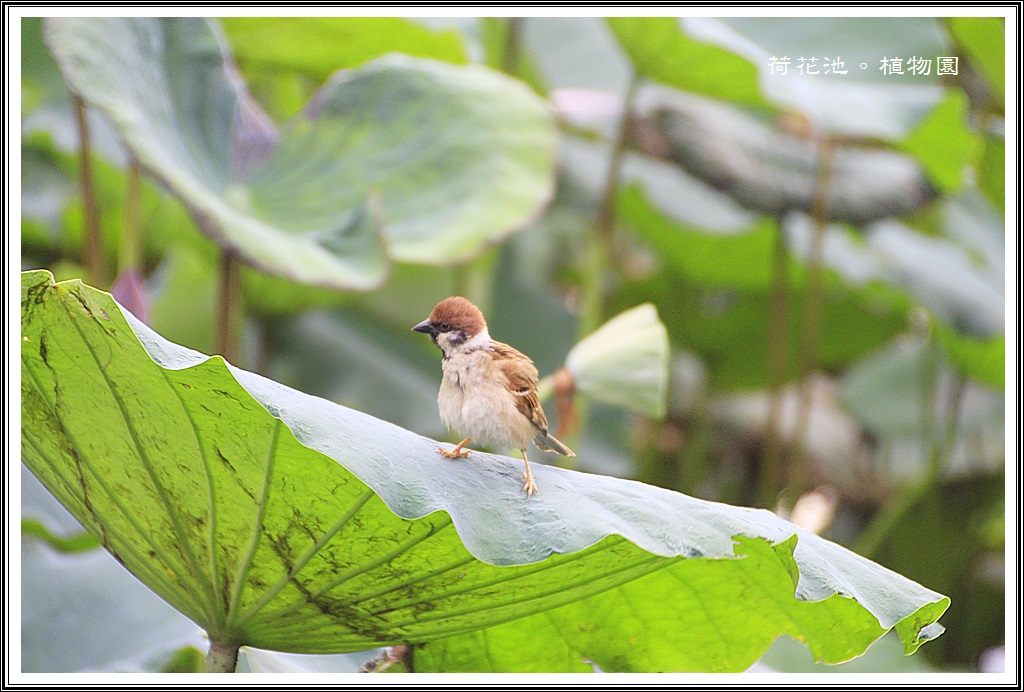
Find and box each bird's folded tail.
[534,430,575,457]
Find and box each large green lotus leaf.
[43,17,556,287]
[21,270,947,671]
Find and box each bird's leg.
[438,437,472,459]
[520,449,539,497]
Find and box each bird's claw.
[521,471,539,498]
[438,438,472,459]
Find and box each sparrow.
[413,296,575,497]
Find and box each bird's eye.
[438,322,452,332]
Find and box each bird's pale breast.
[438,349,536,451]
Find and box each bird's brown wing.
[491,343,549,433]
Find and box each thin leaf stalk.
[921,332,939,470]
[581,72,640,338]
[790,136,835,495]
[120,156,142,273]
[501,17,523,75]
[760,217,791,507]
[569,73,641,464]
[216,249,243,364]
[74,95,104,287]
[934,372,967,478]
[253,319,273,376]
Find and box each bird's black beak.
[412,319,435,336]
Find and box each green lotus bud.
[565,303,669,418]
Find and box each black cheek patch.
[447,330,469,348]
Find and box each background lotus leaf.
[43,17,557,288]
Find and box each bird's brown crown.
[428,296,487,335]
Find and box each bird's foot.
[521,470,539,498]
[438,437,472,459]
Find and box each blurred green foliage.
[21,14,1005,674]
